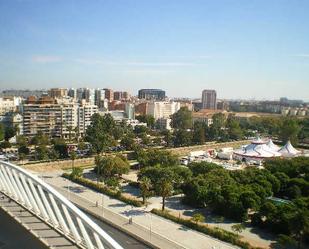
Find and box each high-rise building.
[113,91,122,101]
[138,89,165,101]
[77,104,98,137]
[95,89,105,108]
[104,88,114,102]
[202,89,217,109]
[114,91,130,101]
[84,88,95,105]
[125,103,135,119]
[48,88,68,98]
[23,103,63,137]
[68,88,77,99]
[76,88,86,101]
[22,100,98,139]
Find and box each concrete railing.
[0,160,123,249]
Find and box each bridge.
[0,160,123,249]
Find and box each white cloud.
[74,58,207,67]
[32,55,62,63]
[292,54,309,58]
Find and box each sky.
[0,0,309,100]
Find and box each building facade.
[138,89,165,101]
[202,89,217,110]
[146,101,180,120]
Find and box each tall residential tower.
[202,89,217,110]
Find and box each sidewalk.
[41,171,238,249]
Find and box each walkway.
[39,171,238,249]
[0,194,78,249]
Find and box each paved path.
[0,194,77,249]
[120,171,275,249]
[39,171,238,249]
[0,206,48,249]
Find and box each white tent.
[233,137,281,162]
[279,141,301,157]
[267,139,280,152]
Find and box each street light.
[149,212,152,242]
[102,193,104,217]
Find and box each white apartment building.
[77,104,98,137]
[146,101,181,120]
[22,101,98,139]
[0,97,22,115]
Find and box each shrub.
[62,173,143,207]
[151,209,263,249]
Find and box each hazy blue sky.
[0,0,309,100]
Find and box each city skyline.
[1,0,309,101]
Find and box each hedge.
[151,209,263,249]
[62,173,143,207]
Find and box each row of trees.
[169,107,306,146]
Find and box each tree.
[0,141,11,149]
[140,176,152,204]
[140,132,151,146]
[19,153,27,164]
[95,155,130,181]
[277,234,297,249]
[35,145,49,161]
[4,126,17,141]
[157,179,173,211]
[191,213,205,225]
[0,124,5,141]
[226,117,243,140]
[173,129,192,147]
[137,149,179,168]
[279,118,301,145]
[31,131,49,146]
[66,125,74,142]
[192,121,206,144]
[289,209,309,248]
[85,113,116,154]
[136,115,155,128]
[53,138,68,159]
[171,107,192,130]
[212,113,226,128]
[70,151,77,171]
[161,130,173,147]
[231,223,245,234]
[16,135,27,146]
[120,135,136,150]
[18,145,30,156]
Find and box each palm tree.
[70,151,77,172]
[157,179,173,211]
[140,177,152,204]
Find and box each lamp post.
[102,193,104,217]
[149,212,152,242]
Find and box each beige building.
[22,100,98,139]
[0,97,22,115]
[48,88,68,98]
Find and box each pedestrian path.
[41,171,238,249]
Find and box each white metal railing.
[0,160,123,249]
